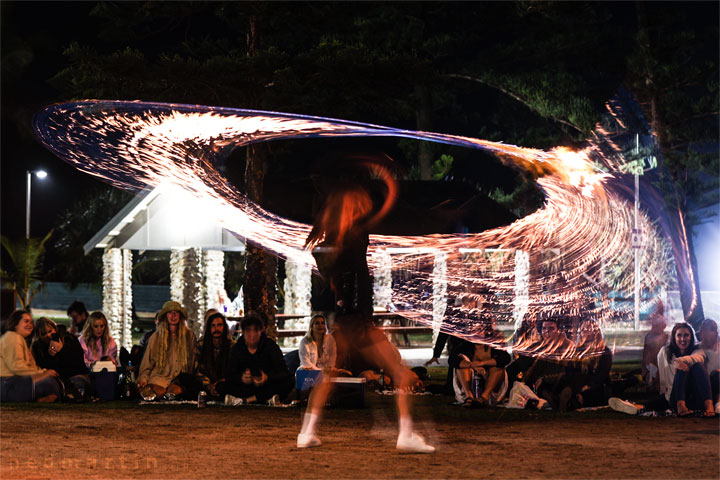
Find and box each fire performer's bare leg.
[298,328,434,453]
[297,374,334,448]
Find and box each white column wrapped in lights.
[513,249,530,332]
[170,247,206,338]
[282,260,312,347]
[432,251,448,346]
[373,249,392,310]
[204,249,227,315]
[284,260,311,316]
[102,248,133,350]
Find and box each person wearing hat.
[136,300,196,401]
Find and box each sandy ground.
[1,393,718,480]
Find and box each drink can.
[198,391,207,408]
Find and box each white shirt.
[298,334,337,371]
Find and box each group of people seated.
[428,302,719,417]
[2,298,718,418]
[132,301,293,405]
[612,304,719,416]
[432,316,614,411]
[0,302,118,403]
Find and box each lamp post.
[25,169,47,239]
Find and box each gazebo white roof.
[84,186,246,254]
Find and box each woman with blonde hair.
[298,314,337,372]
[136,301,196,401]
[79,311,118,367]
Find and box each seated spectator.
[641,303,668,392]
[298,314,337,372]
[136,301,197,401]
[224,313,293,405]
[697,318,719,414]
[559,320,612,411]
[0,310,60,402]
[507,317,575,390]
[79,311,118,367]
[449,339,511,407]
[67,301,89,336]
[521,317,576,406]
[32,317,90,401]
[195,311,234,399]
[658,322,714,416]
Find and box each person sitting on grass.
[559,320,612,411]
[31,317,90,401]
[195,311,234,400]
[658,322,714,416]
[697,318,719,414]
[136,301,196,401]
[79,311,118,368]
[0,310,60,403]
[449,338,511,407]
[224,313,293,406]
[641,303,668,392]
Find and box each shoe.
[267,394,281,406]
[609,397,638,415]
[715,402,720,415]
[396,433,435,454]
[224,394,244,406]
[297,433,322,448]
[163,392,177,401]
[140,388,156,402]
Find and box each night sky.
[1,1,718,289]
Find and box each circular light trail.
[34,100,674,359]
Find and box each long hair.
[666,322,696,362]
[33,317,56,343]
[4,309,30,334]
[305,185,374,249]
[303,314,328,343]
[149,309,195,372]
[199,312,231,381]
[305,154,398,250]
[82,311,113,357]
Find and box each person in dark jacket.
[449,338,512,407]
[559,320,613,411]
[223,313,292,405]
[31,317,90,400]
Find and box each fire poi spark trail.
[33,100,675,360]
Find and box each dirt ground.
[1,394,718,480]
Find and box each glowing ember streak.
[34,100,674,360]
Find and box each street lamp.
[26,169,47,239]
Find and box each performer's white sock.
[301,412,319,436]
[398,415,413,438]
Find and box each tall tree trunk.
[415,84,433,180]
[635,2,704,329]
[241,13,278,339]
[242,143,279,339]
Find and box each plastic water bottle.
[198,391,207,408]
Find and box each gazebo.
[84,185,249,349]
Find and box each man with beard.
[195,311,234,399]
